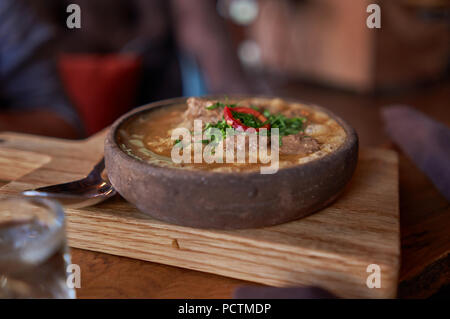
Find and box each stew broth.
[117,98,346,172]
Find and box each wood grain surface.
[0,81,448,298]
[277,80,450,299]
[0,131,399,298]
[0,148,50,187]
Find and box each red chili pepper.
[223,106,271,131]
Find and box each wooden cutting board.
[0,131,399,298]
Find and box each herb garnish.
[231,111,265,128]
[174,139,182,147]
[203,119,232,141]
[264,112,306,137]
[201,102,308,146]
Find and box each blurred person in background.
[29,0,250,103]
[0,0,82,138]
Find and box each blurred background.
[1,0,448,299]
[1,0,449,142]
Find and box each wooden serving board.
[0,131,399,298]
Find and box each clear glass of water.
[0,197,75,298]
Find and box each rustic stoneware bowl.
[105,97,358,229]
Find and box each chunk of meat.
[280,133,320,155]
[281,108,310,118]
[182,97,223,129]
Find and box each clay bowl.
[105,97,358,229]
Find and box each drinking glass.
[0,197,75,298]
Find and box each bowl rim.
[106,95,359,179]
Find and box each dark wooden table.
[72,79,450,299]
